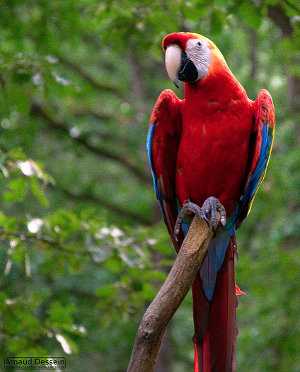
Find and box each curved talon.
[202,196,226,230]
[174,197,226,240]
[174,201,205,240]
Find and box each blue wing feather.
[241,124,270,203]
[237,123,274,224]
[146,124,160,201]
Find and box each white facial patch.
[186,39,211,80]
[165,44,181,82]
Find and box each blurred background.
[0,1,299,371]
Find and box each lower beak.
[173,78,180,88]
[177,52,198,83]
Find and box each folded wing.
[146,89,182,249]
[236,89,275,227]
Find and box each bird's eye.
[197,41,202,46]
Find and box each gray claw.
[174,201,205,240]
[201,197,226,231]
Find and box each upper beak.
[165,45,198,86]
[165,45,181,86]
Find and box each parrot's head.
[162,32,227,87]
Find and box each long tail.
[192,238,237,372]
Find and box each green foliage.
[0,0,299,371]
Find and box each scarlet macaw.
[146,32,275,372]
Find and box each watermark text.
[4,357,66,369]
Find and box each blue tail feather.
[200,229,232,300]
[179,207,234,301]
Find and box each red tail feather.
[192,239,237,372]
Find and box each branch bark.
[127,216,213,372]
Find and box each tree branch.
[72,108,119,122]
[267,5,293,36]
[249,28,258,81]
[56,184,154,225]
[267,4,300,112]
[30,102,150,185]
[58,55,124,98]
[127,216,213,372]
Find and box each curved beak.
[165,45,198,87]
[165,45,181,87]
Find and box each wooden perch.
[127,216,213,372]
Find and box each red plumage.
[147,32,275,371]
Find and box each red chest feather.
[176,96,253,215]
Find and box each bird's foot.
[174,201,205,240]
[174,197,226,240]
[202,196,226,230]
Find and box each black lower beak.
[178,52,198,83]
